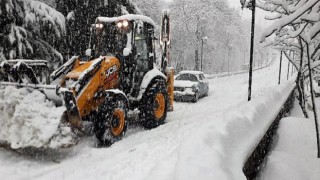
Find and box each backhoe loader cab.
[54,14,174,146]
[86,15,158,98]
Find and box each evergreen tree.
[56,0,141,58]
[0,0,65,64]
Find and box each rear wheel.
[95,95,128,146]
[140,79,169,129]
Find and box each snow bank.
[259,117,320,180]
[173,79,295,179]
[0,86,68,149]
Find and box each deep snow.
[0,87,65,148]
[259,99,320,180]
[0,58,297,179]
[0,86,76,149]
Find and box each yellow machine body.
[62,56,121,118]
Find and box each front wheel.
[192,92,199,103]
[95,95,128,146]
[139,79,169,129]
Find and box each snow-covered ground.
[0,58,296,180]
[259,100,320,180]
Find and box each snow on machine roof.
[96,14,156,27]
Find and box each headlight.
[117,22,123,28]
[117,20,129,28]
[123,20,129,27]
[95,23,103,29]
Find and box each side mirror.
[85,49,92,57]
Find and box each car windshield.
[176,74,198,82]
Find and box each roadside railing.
[242,88,296,179]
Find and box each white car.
[174,71,209,102]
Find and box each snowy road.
[0,60,293,180]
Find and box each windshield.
[91,23,128,57]
[176,74,198,82]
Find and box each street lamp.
[240,0,256,101]
[201,36,208,71]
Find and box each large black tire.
[94,95,128,146]
[139,79,169,129]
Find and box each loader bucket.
[0,85,79,150]
[0,60,80,150]
[60,89,83,130]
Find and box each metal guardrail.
[243,88,296,180]
[206,64,271,79]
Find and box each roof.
[179,70,204,75]
[96,14,156,27]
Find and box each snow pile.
[259,99,320,180]
[174,79,296,179]
[259,117,320,180]
[0,86,71,149]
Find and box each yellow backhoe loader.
[0,13,173,147]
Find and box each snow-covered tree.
[169,0,251,73]
[0,0,65,63]
[131,0,163,24]
[252,0,320,157]
[38,0,55,7]
[254,0,320,115]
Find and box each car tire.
[192,92,199,103]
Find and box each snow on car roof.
[96,14,156,27]
[179,70,204,75]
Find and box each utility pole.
[228,47,230,75]
[200,36,208,71]
[240,0,256,101]
[201,40,204,71]
[278,51,283,85]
